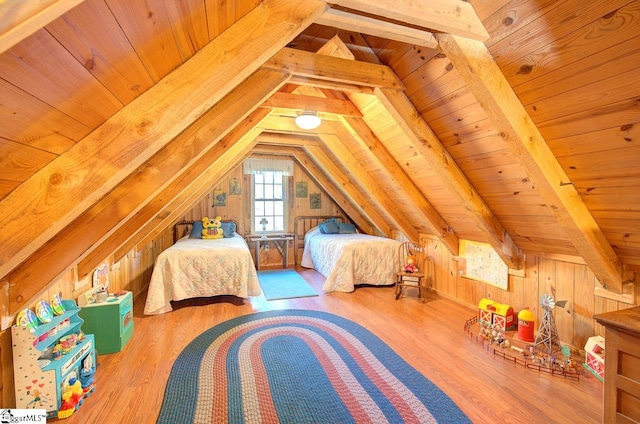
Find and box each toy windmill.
[533,294,567,354]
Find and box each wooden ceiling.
[0,0,638,313]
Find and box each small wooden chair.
[394,242,432,302]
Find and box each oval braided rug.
[157,309,470,424]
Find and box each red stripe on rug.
[247,334,278,422]
[203,316,430,423]
[324,326,424,423]
[247,329,374,422]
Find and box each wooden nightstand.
[246,234,294,270]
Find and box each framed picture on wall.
[296,181,308,197]
[310,193,321,209]
[229,177,241,195]
[213,190,227,206]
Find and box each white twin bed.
[144,221,260,315]
[300,223,401,293]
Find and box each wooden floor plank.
[52,267,603,423]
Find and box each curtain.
[242,158,293,176]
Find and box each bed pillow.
[338,223,357,234]
[189,221,203,238]
[220,221,236,237]
[319,220,339,234]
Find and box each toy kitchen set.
[77,263,134,356]
[11,264,133,419]
[12,296,97,419]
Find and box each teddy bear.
[201,216,224,239]
[404,255,418,273]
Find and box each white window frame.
[252,171,287,234]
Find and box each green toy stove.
[78,291,134,355]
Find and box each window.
[243,158,292,234]
[253,171,285,233]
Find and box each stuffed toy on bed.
[202,216,224,239]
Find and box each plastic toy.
[509,345,524,354]
[583,336,605,381]
[478,298,516,331]
[58,334,78,354]
[36,301,54,323]
[80,356,96,396]
[201,216,224,239]
[95,287,108,303]
[57,378,84,419]
[51,294,66,315]
[464,316,580,380]
[16,308,39,333]
[52,344,63,360]
[534,294,567,354]
[517,308,536,342]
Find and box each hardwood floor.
[54,267,603,423]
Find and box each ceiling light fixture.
[295,111,321,130]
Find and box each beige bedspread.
[300,227,401,293]
[144,234,260,315]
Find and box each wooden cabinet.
[12,300,96,419]
[594,307,640,424]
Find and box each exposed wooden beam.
[325,0,489,41]
[80,118,275,277]
[334,32,383,63]
[319,130,420,241]
[84,85,308,273]
[254,132,322,147]
[304,144,393,237]
[262,92,362,117]
[0,0,327,281]
[113,129,268,262]
[437,33,624,292]
[335,114,459,254]
[278,35,394,239]
[0,0,86,54]
[316,36,459,252]
[251,145,297,156]
[288,148,376,234]
[262,47,405,90]
[375,87,522,269]
[288,75,376,93]
[257,115,338,134]
[133,129,263,253]
[8,70,289,312]
[316,8,438,48]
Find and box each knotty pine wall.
[421,234,639,352]
[0,232,166,408]
[180,161,346,269]
[1,161,637,407]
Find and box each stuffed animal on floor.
[202,216,224,239]
[404,255,418,273]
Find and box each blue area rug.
[157,309,471,423]
[257,269,318,300]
